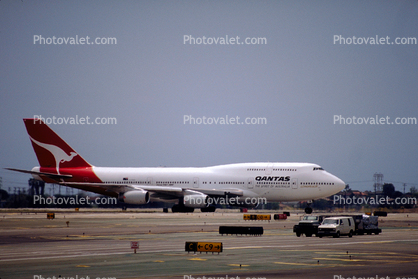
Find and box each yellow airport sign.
[243,214,271,220]
[185,242,223,253]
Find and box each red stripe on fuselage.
[39,167,102,183]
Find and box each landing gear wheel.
[201,205,216,212]
[305,207,313,214]
[172,204,194,213]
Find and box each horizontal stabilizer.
[5,168,73,179]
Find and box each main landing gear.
[304,200,313,214]
[172,204,194,213]
[171,204,217,213]
[200,205,216,212]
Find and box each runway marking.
[312,251,418,264]
[264,233,294,236]
[285,250,418,263]
[226,246,264,250]
[188,258,207,261]
[274,261,332,266]
[315,251,415,258]
[358,240,394,244]
[76,265,90,267]
[314,257,362,262]
[162,254,188,256]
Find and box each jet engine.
[120,190,150,205]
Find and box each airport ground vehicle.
[293,215,329,237]
[294,214,382,237]
[317,216,355,238]
[351,214,381,235]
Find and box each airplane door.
[193,177,199,188]
[265,163,273,175]
[292,178,298,189]
[147,177,153,185]
[247,177,254,189]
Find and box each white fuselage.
[91,162,345,202]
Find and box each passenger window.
[348,219,351,226]
[340,220,344,225]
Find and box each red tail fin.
[23,118,91,174]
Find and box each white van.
[317,216,355,238]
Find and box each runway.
[1,210,417,279]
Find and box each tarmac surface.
[1,209,418,279]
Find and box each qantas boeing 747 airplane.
[7,119,346,213]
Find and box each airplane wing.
[60,182,243,200]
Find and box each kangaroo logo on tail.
[29,136,78,175]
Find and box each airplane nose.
[335,176,346,191]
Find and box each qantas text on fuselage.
[255,176,291,182]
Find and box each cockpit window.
[313,167,324,171]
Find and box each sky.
[0,0,417,194]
